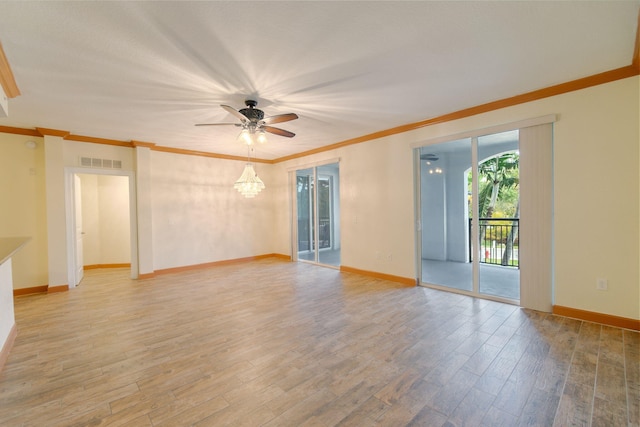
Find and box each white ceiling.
[0,1,637,160]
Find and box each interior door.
[74,174,84,286]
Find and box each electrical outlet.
[596,278,608,291]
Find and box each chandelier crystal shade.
[234,162,265,198]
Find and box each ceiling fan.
[195,100,298,144]
[420,153,439,162]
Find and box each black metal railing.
[318,218,331,249]
[469,218,519,267]
[298,218,332,251]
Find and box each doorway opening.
[65,168,138,287]
[295,162,341,267]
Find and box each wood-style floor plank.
[0,259,638,426]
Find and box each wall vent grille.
[79,157,123,169]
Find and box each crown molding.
[131,140,156,148]
[36,127,70,137]
[0,12,638,162]
[0,41,19,98]
[65,134,132,147]
[150,145,272,164]
[0,125,40,137]
[272,64,639,163]
[0,65,638,163]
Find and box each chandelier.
[234,146,265,198]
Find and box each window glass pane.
[477,130,520,300]
[317,163,340,267]
[420,139,472,291]
[296,168,315,262]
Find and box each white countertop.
[0,237,31,265]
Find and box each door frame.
[64,167,139,287]
[73,174,84,286]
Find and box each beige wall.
[551,79,638,320]
[0,134,48,289]
[149,151,278,271]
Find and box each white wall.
[444,149,471,263]
[81,174,100,265]
[421,168,446,260]
[276,136,417,279]
[80,174,130,266]
[0,261,15,351]
[150,151,278,270]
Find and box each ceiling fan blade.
[221,104,248,122]
[263,126,295,138]
[262,113,298,125]
[194,123,241,127]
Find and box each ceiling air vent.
[79,157,123,169]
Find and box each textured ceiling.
[0,1,638,160]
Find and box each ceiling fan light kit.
[197,99,298,198]
[237,127,268,145]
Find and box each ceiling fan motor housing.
[239,100,264,122]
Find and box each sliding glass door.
[419,130,520,302]
[296,163,340,267]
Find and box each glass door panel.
[317,163,340,267]
[296,168,315,262]
[420,139,473,291]
[477,131,520,300]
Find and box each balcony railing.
[318,218,331,249]
[469,218,519,267]
[298,218,332,251]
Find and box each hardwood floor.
[1,259,638,426]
